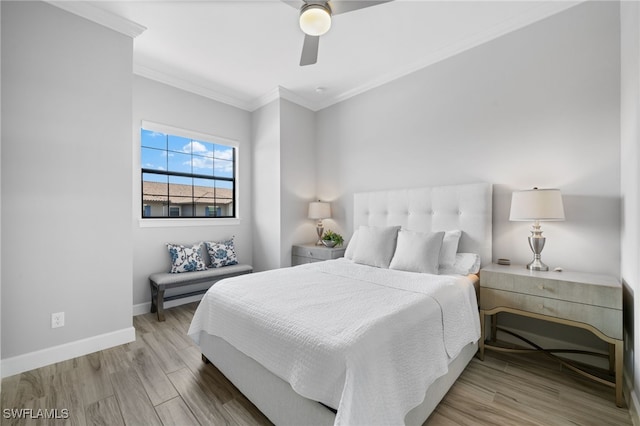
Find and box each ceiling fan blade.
[280,0,303,9]
[300,34,320,66]
[328,0,393,16]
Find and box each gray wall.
[132,76,252,308]
[1,1,134,358]
[279,99,317,266]
[252,98,317,272]
[317,1,620,278]
[315,1,620,356]
[251,100,282,272]
[621,0,640,414]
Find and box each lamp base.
[316,224,324,245]
[527,258,549,271]
[527,232,548,271]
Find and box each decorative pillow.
[389,230,445,274]
[352,225,400,268]
[439,230,462,267]
[344,230,359,260]
[166,243,207,273]
[438,253,481,275]
[205,237,239,268]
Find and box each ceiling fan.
[282,1,393,66]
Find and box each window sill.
[138,218,241,228]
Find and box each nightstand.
[291,243,346,266]
[478,263,623,407]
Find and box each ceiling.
[55,1,581,111]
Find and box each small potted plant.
[321,230,344,248]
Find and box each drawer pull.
[538,304,544,309]
[538,284,544,290]
[308,251,313,256]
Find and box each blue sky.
[141,129,233,188]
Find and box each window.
[141,122,236,219]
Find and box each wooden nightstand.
[478,263,623,407]
[291,243,346,266]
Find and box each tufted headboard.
[353,182,493,267]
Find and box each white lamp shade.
[299,5,331,36]
[308,201,331,219]
[509,188,565,221]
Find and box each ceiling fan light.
[299,4,331,36]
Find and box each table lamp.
[509,188,565,271]
[308,201,331,245]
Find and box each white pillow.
[438,253,481,275]
[344,229,359,260]
[439,230,462,267]
[389,230,444,274]
[352,226,400,268]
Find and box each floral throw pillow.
[167,243,207,273]
[205,238,239,268]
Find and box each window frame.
[139,121,240,224]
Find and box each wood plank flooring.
[1,302,632,426]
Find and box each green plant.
[322,229,344,246]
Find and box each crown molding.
[277,87,317,111]
[249,86,317,112]
[134,63,255,111]
[46,1,146,38]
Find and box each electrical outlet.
[51,312,65,328]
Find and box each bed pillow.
[344,230,359,260]
[352,225,400,268]
[205,237,239,268]
[438,253,481,275]
[389,230,445,274]
[167,242,207,273]
[439,230,462,267]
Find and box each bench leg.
[156,288,166,321]
[149,281,158,313]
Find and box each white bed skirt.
[200,332,478,425]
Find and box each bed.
[188,182,492,425]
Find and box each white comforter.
[188,258,480,426]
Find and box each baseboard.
[132,293,204,316]
[1,327,135,379]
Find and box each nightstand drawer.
[291,255,321,265]
[481,268,621,309]
[292,245,333,260]
[480,288,622,340]
[291,244,346,266]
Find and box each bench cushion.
[150,264,253,287]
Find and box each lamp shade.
[509,188,565,221]
[308,201,331,219]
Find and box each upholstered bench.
[149,264,253,321]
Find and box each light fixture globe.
[299,4,332,36]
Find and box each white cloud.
[144,163,165,171]
[183,141,214,157]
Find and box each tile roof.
[142,181,233,205]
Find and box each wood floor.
[1,302,632,426]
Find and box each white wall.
[279,99,317,266]
[132,76,252,309]
[251,100,282,272]
[317,1,620,278]
[1,1,134,373]
[315,1,620,355]
[252,97,317,271]
[620,0,640,417]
